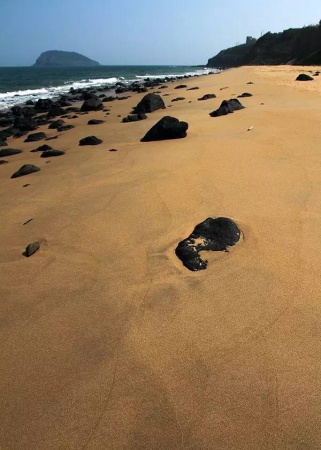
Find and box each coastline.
[1,65,321,449]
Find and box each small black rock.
[31,144,52,153]
[296,74,314,81]
[237,92,252,98]
[141,116,188,142]
[87,119,105,125]
[79,136,102,146]
[11,164,40,178]
[25,241,40,257]
[0,148,23,157]
[198,94,216,101]
[41,150,65,157]
[24,132,47,142]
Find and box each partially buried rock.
[0,148,22,157]
[175,217,241,271]
[296,74,314,81]
[57,124,75,131]
[48,119,65,129]
[25,241,40,257]
[133,93,165,114]
[175,84,187,89]
[0,160,8,164]
[198,94,216,101]
[187,87,199,90]
[31,144,52,153]
[41,150,65,157]
[24,132,47,142]
[81,97,103,111]
[172,97,185,102]
[209,99,245,117]
[11,164,40,178]
[79,136,102,146]
[237,92,252,98]
[141,116,188,142]
[122,114,147,123]
[87,119,105,125]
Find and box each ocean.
[0,65,217,110]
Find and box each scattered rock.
[296,73,314,81]
[11,164,40,178]
[57,125,75,132]
[122,114,147,123]
[237,92,252,98]
[141,116,188,142]
[24,132,47,142]
[87,119,105,125]
[133,93,165,114]
[23,184,30,187]
[247,82,254,85]
[81,97,103,111]
[0,140,8,147]
[187,87,199,90]
[31,144,52,153]
[79,136,102,146]
[198,94,216,101]
[174,84,187,89]
[175,217,241,271]
[25,241,40,257]
[0,148,23,157]
[47,105,65,117]
[48,120,65,129]
[172,97,185,102]
[0,160,8,164]
[209,99,245,117]
[45,135,59,140]
[109,148,117,152]
[22,218,33,225]
[41,150,65,157]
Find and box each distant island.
[207,21,321,68]
[33,50,100,67]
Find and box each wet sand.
[1,65,321,449]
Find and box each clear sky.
[1,0,321,66]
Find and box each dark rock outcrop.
[175,217,241,271]
[198,94,216,101]
[122,114,147,123]
[141,116,188,142]
[0,148,22,157]
[11,164,40,178]
[209,99,245,117]
[33,50,100,67]
[79,136,102,146]
[24,132,47,142]
[133,93,165,114]
[296,73,314,81]
[81,97,103,111]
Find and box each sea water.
[0,65,218,110]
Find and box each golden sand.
[1,65,321,449]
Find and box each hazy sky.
[1,0,321,66]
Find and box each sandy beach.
[1,65,321,449]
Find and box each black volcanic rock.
[141,116,188,142]
[0,148,22,157]
[33,50,100,67]
[0,160,8,164]
[41,150,65,157]
[11,164,40,178]
[14,117,37,131]
[79,136,102,146]
[47,105,66,117]
[175,84,187,89]
[133,93,165,114]
[237,92,253,97]
[25,241,40,257]
[122,114,147,123]
[34,99,54,112]
[0,141,8,147]
[49,120,65,129]
[81,97,103,111]
[57,125,75,132]
[87,119,105,125]
[296,73,314,81]
[198,94,216,101]
[24,132,47,142]
[31,144,52,153]
[175,217,241,271]
[209,99,245,117]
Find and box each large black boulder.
[175,217,241,271]
[133,93,165,114]
[34,98,54,112]
[296,73,314,81]
[81,97,103,111]
[11,164,40,178]
[0,148,23,157]
[209,99,245,117]
[47,105,66,118]
[79,136,102,146]
[141,116,188,142]
[24,132,47,142]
